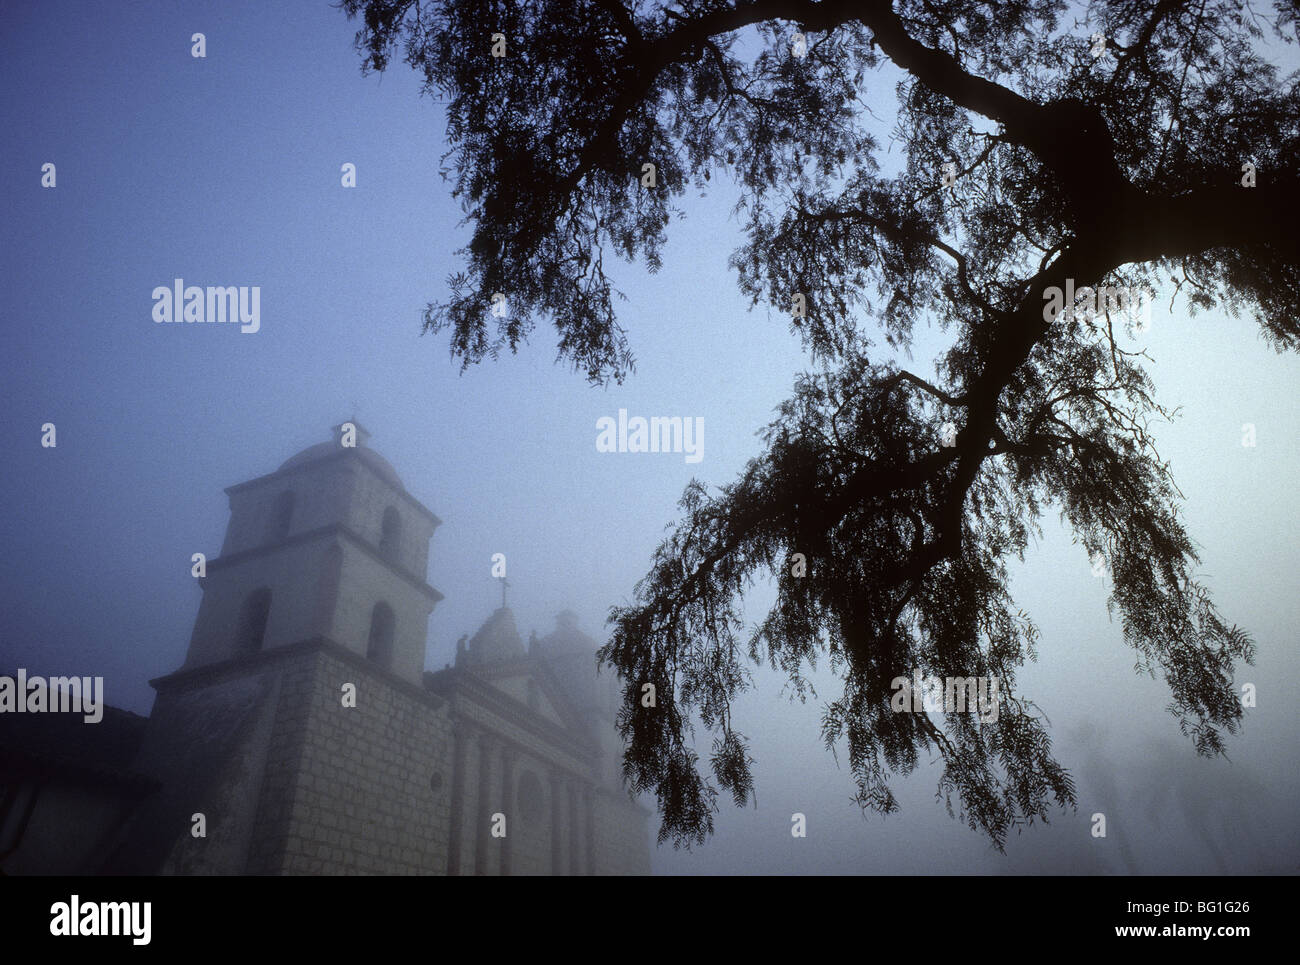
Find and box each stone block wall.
[253,645,454,875]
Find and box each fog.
[2,0,1296,874]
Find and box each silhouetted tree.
[342,0,1294,849]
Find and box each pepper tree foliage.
[342,0,1297,850]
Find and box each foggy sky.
[2,0,1297,874]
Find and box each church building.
[0,422,652,875]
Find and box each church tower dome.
[279,421,404,489]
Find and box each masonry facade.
[0,422,651,876]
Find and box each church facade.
[0,423,651,875]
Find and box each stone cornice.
[206,523,444,604]
[151,636,448,713]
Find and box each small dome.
[464,607,526,665]
[537,610,599,653]
[278,426,403,489]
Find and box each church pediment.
[472,656,588,734]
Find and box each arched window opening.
[379,506,401,564]
[367,601,396,668]
[236,587,273,656]
[269,490,295,542]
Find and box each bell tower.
[109,422,455,875]
[183,420,443,685]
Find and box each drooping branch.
[344,0,1282,850]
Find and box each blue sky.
[2,0,1297,873]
